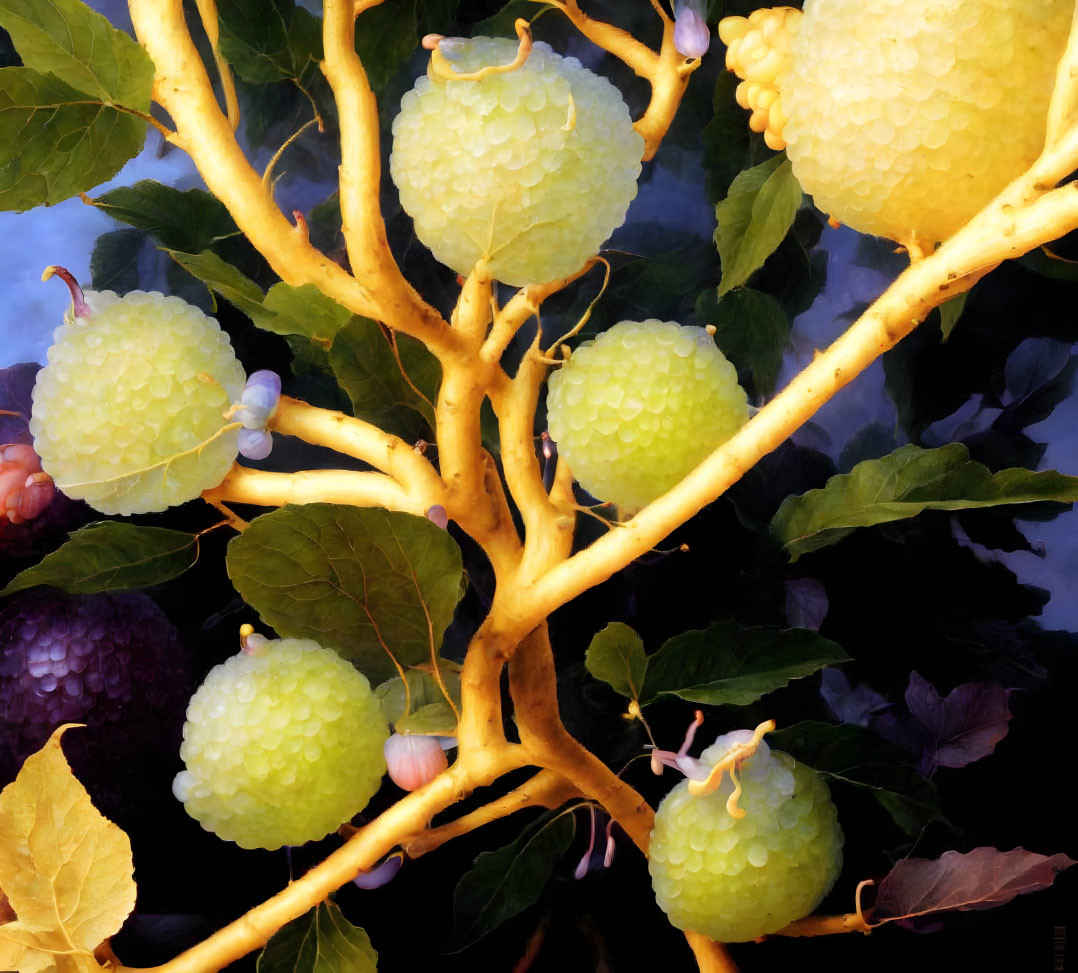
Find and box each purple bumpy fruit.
[0,589,190,806]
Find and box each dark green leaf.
[418,0,460,34]
[226,505,464,683]
[166,248,269,320]
[0,0,153,108]
[454,813,575,947]
[376,664,462,732]
[257,900,377,973]
[330,316,440,441]
[715,155,802,296]
[0,67,146,211]
[353,1,417,93]
[473,1,557,36]
[584,622,647,699]
[771,444,1078,559]
[94,181,239,253]
[218,0,322,84]
[1,523,199,597]
[939,292,968,342]
[90,228,146,292]
[701,71,758,204]
[699,286,789,399]
[770,721,946,836]
[640,621,849,706]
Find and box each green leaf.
[330,316,440,441]
[771,444,1078,559]
[584,622,647,699]
[454,812,575,947]
[769,721,946,836]
[640,621,850,707]
[939,292,968,342]
[218,0,323,84]
[376,664,462,732]
[0,0,153,108]
[417,0,460,34]
[0,67,146,211]
[257,900,377,973]
[90,228,146,292]
[226,505,464,683]
[700,286,789,399]
[353,1,417,93]
[715,156,802,297]
[1,523,199,597]
[473,1,557,36]
[263,282,354,342]
[94,181,239,253]
[166,249,355,342]
[701,71,757,204]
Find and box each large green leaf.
[226,505,464,683]
[1,523,199,597]
[0,68,146,211]
[699,286,789,399]
[769,721,947,837]
[584,622,647,700]
[94,181,239,253]
[453,813,575,948]
[640,621,849,707]
[715,155,802,297]
[90,228,145,292]
[167,249,354,342]
[218,0,322,84]
[329,316,440,441]
[257,900,377,973]
[771,444,1078,559]
[0,0,153,108]
[353,1,417,93]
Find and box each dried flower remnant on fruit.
[649,725,843,942]
[31,270,246,514]
[391,36,643,286]
[721,0,1072,247]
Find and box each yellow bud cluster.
[718,7,802,151]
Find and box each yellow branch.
[127,0,455,356]
[192,0,239,131]
[203,465,423,515]
[320,0,455,353]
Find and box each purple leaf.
[785,577,828,631]
[0,363,40,446]
[873,847,1076,922]
[905,672,1012,775]
[820,668,886,726]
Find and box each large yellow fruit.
[720,1,1072,251]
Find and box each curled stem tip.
[422,33,444,50]
[239,624,268,654]
[686,718,777,804]
[430,19,533,82]
[41,266,91,319]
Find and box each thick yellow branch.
[203,465,423,514]
[127,0,454,355]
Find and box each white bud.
[384,733,449,791]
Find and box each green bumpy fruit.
[649,731,843,942]
[174,638,389,850]
[30,290,245,515]
[390,36,643,287]
[723,0,1071,248]
[546,320,749,514]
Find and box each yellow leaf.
[0,725,136,970]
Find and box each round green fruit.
[30,289,245,515]
[173,637,389,850]
[546,320,749,514]
[390,36,643,286]
[649,731,843,942]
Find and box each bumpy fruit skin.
[546,320,749,514]
[649,732,843,942]
[0,590,189,799]
[390,37,643,287]
[174,638,390,850]
[30,290,246,516]
[724,1,1071,247]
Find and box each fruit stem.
[429,19,534,82]
[40,266,91,319]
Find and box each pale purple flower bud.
[354,852,404,889]
[238,428,273,460]
[673,0,710,59]
[384,733,449,791]
[238,370,282,430]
